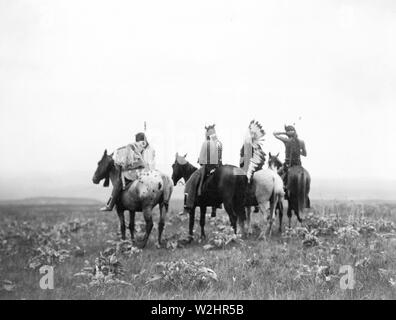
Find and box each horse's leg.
[258,202,267,219]
[287,201,293,228]
[296,207,303,224]
[200,206,207,240]
[188,207,196,243]
[128,210,136,243]
[116,207,126,240]
[211,206,216,218]
[246,206,252,234]
[236,204,247,239]
[140,207,154,248]
[266,196,276,237]
[157,202,167,248]
[278,200,284,234]
[223,200,237,234]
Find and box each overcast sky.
[1,0,396,189]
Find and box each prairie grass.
[1,200,396,300]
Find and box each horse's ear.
[269,152,272,157]
[276,153,279,157]
[175,152,179,158]
[104,149,108,156]
[183,153,187,158]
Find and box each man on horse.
[183,124,222,212]
[273,125,307,198]
[197,124,223,196]
[240,123,264,212]
[99,132,155,212]
[135,132,156,170]
[246,120,267,184]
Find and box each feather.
[249,120,265,139]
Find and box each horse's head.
[268,152,282,171]
[92,149,114,186]
[171,152,188,186]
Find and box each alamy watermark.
[339,265,355,290]
[39,265,54,290]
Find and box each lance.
[144,121,147,144]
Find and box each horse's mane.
[185,161,197,172]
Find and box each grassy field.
[1,199,396,300]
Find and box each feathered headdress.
[249,120,265,140]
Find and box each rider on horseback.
[183,125,222,214]
[136,132,156,170]
[273,125,307,199]
[100,132,156,212]
[246,120,266,184]
[197,124,223,196]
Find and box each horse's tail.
[270,176,276,203]
[272,175,283,211]
[233,172,248,219]
[304,169,311,209]
[298,169,307,210]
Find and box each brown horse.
[271,154,311,227]
[286,165,311,227]
[93,150,173,248]
[171,154,248,242]
[171,153,219,218]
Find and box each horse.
[171,153,248,242]
[171,153,219,217]
[245,153,285,236]
[92,150,173,248]
[284,161,311,228]
[269,153,311,227]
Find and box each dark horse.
[272,154,311,227]
[172,153,219,218]
[171,153,248,241]
[92,150,173,248]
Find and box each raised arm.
[273,131,289,143]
